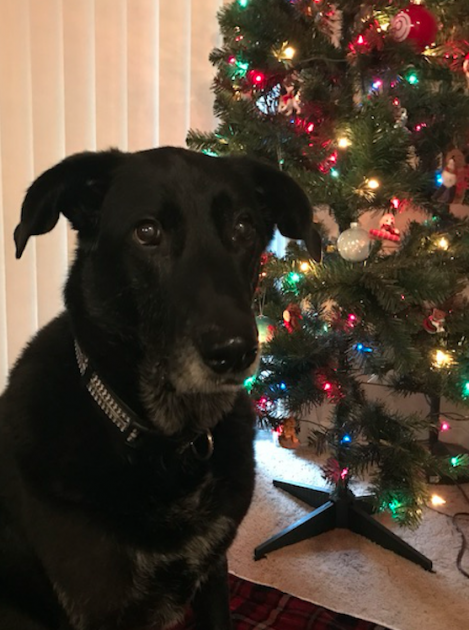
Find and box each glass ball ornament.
[391,3,438,53]
[337,222,371,262]
[256,315,275,344]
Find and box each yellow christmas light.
[338,137,351,149]
[436,237,449,250]
[433,349,453,369]
[431,494,446,506]
[276,42,296,61]
[367,178,380,190]
[282,46,296,60]
[300,262,310,272]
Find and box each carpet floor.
[227,432,469,630]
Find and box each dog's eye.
[134,222,162,247]
[232,215,255,245]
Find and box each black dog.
[0,147,321,630]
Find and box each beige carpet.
[228,432,469,630]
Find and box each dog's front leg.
[192,556,232,630]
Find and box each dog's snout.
[200,334,258,375]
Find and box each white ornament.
[337,222,371,262]
[391,12,412,43]
[324,5,343,49]
[256,83,281,115]
[278,84,302,116]
[441,158,457,188]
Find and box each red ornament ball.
[391,4,438,53]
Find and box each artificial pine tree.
[187,0,469,570]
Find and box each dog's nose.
[200,335,258,374]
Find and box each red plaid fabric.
[173,574,385,630]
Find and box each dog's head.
[15,148,321,430]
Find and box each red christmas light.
[249,70,265,86]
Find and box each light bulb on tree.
[276,43,296,61]
[367,178,380,190]
[432,349,453,369]
[436,237,449,250]
[338,137,350,148]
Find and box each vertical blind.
[0,0,223,388]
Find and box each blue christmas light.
[435,171,443,186]
[356,343,373,353]
[341,434,352,444]
[280,382,287,390]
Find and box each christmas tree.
[187,0,469,568]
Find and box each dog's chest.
[55,482,237,630]
[125,509,236,628]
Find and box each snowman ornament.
[433,152,462,204]
[278,83,302,116]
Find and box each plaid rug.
[175,574,388,629]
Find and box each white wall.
[0,0,222,388]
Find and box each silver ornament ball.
[337,222,371,262]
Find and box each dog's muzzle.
[198,332,258,376]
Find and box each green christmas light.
[388,499,402,515]
[451,456,459,467]
[463,381,469,397]
[330,168,339,178]
[244,375,256,392]
[202,149,218,157]
[235,60,249,77]
[407,72,419,85]
[239,0,249,7]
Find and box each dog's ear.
[229,157,322,262]
[14,149,124,258]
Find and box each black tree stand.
[253,479,433,571]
